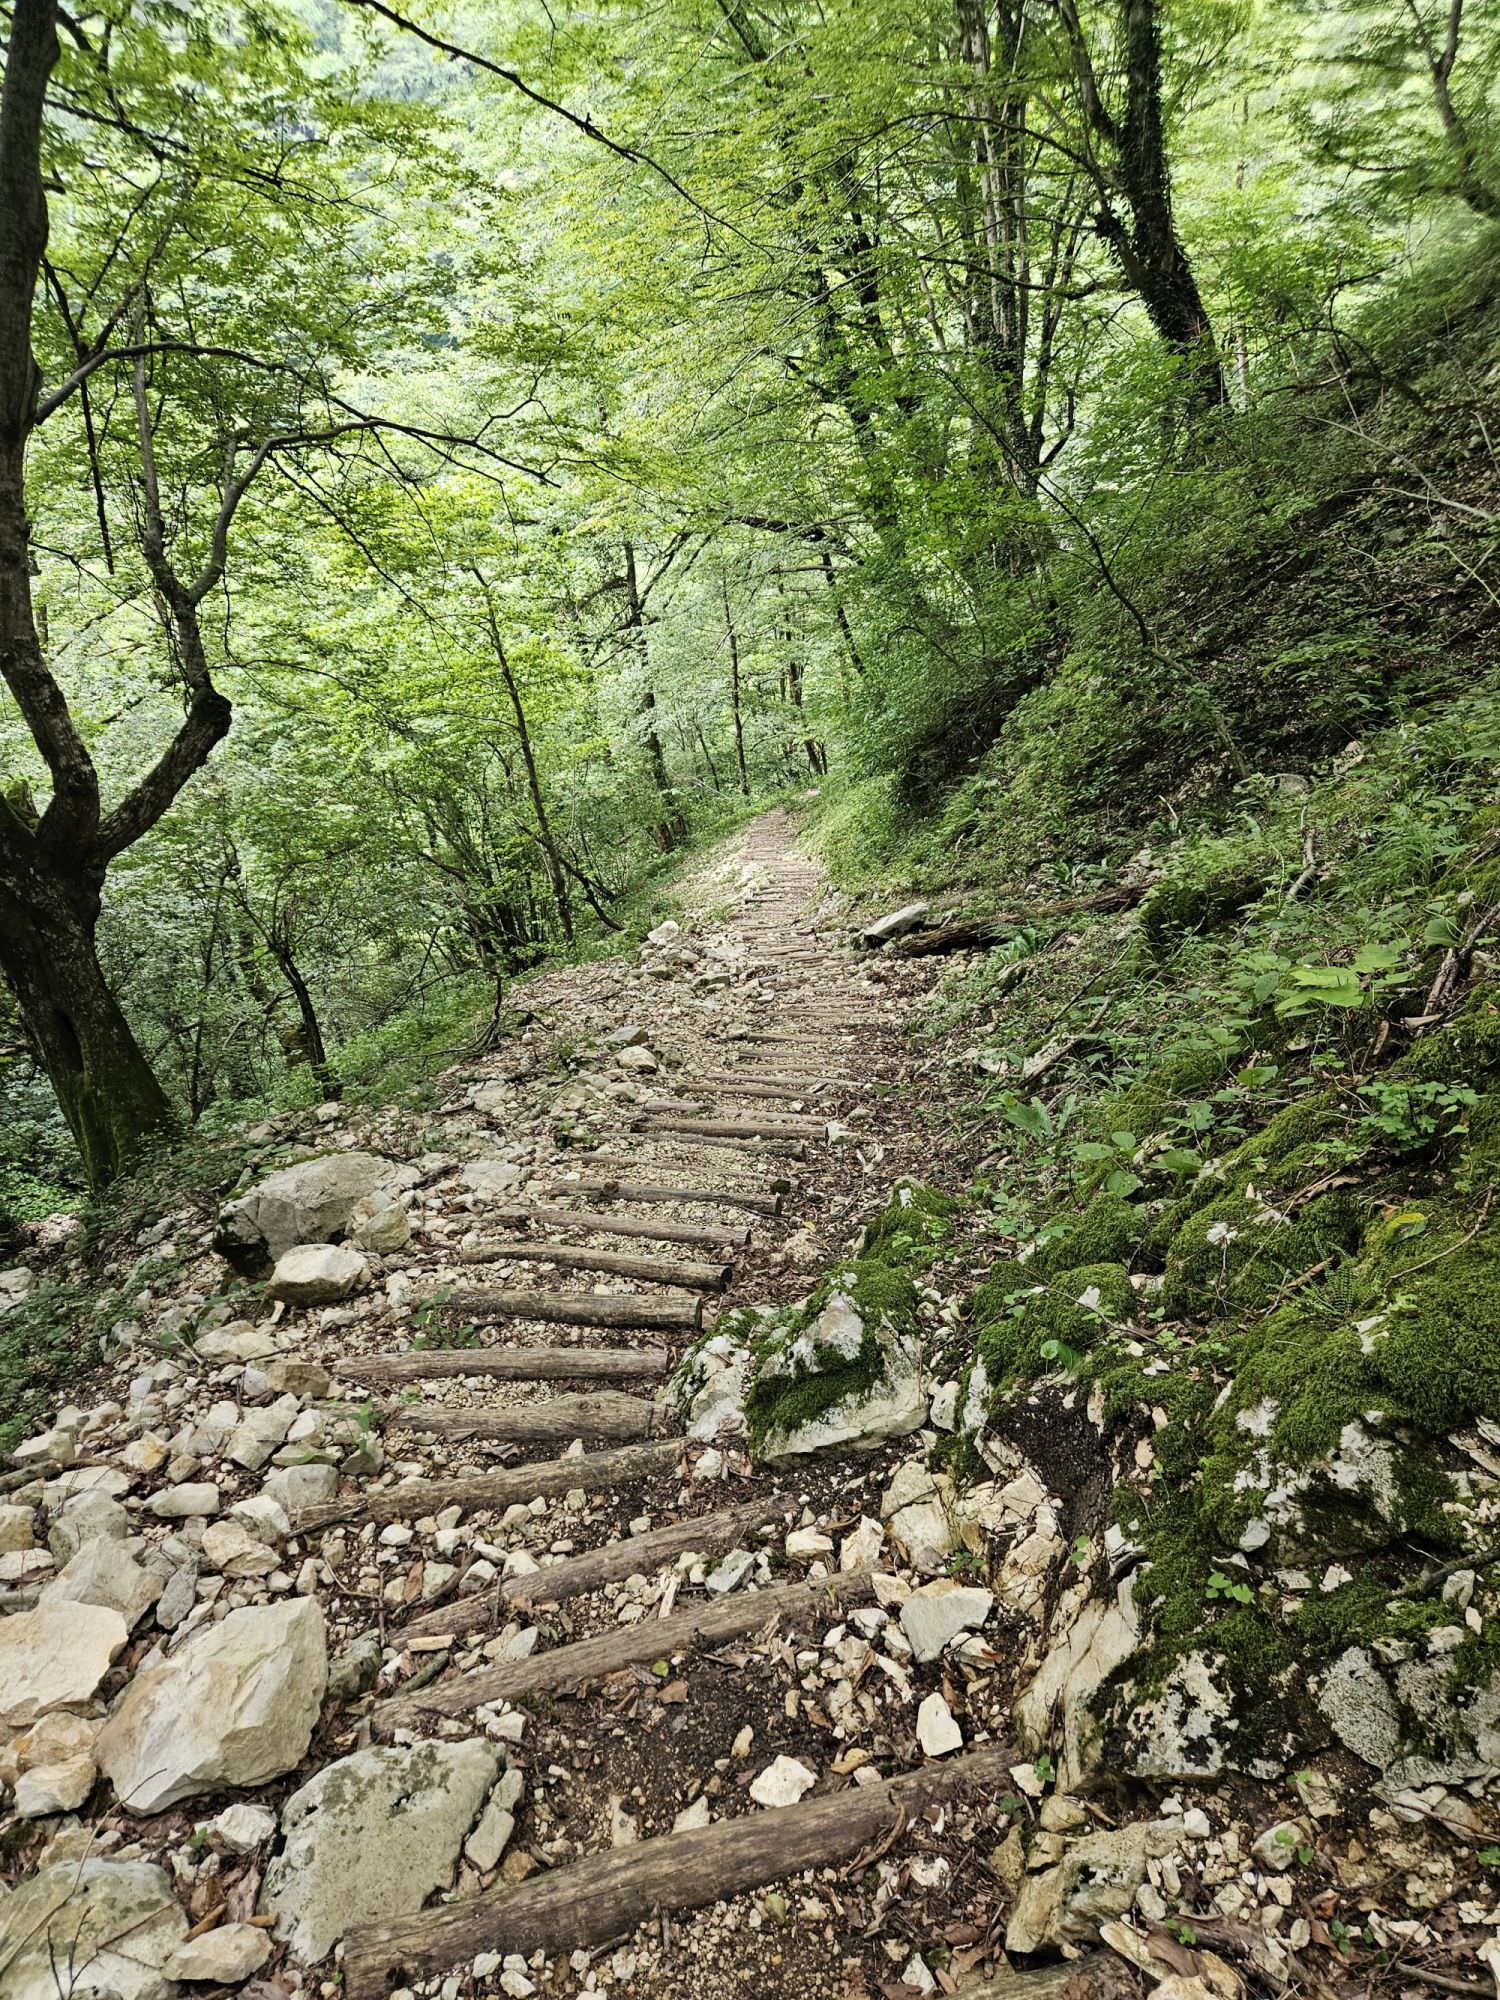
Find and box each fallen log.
[342,1742,1013,1998]
[886,883,1149,959]
[541,1177,782,1216]
[399,1490,793,1639]
[375,1568,875,1730]
[288,1438,685,1533]
[455,1241,731,1290]
[434,1288,704,1332]
[335,1345,670,1387]
[389,1391,677,1445]
[468,1202,751,1250]
[636,1113,829,1142]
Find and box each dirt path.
[318,812,1015,2000]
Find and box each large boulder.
[265,1243,370,1306]
[260,1740,502,1960]
[0,1601,128,1729]
[752,1290,928,1464]
[215,1151,413,1273]
[0,1859,186,2000]
[97,1597,327,1813]
[1317,1641,1500,1789]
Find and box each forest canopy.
[1,0,1497,1207]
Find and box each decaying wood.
[691,1069,870,1096]
[887,882,1150,958]
[399,1491,793,1639]
[342,1742,1013,1997]
[636,1112,829,1142]
[456,1240,731,1289]
[389,1391,677,1445]
[335,1345,670,1387]
[541,1177,782,1215]
[609,1127,810,1160]
[435,1287,704,1332]
[288,1438,685,1533]
[375,1569,876,1729]
[475,1201,751,1249]
[953,1956,1126,2000]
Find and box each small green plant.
[1205,1569,1254,1606]
[1068,1534,1093,1569]
[1032,1751,1055,1786]
[1166,1919,1198,1949]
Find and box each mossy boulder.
[974,1261,1135,1388]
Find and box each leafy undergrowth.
[833,678,1500,1776]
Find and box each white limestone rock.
[166,1925,273,1983]
[216,1150,413,1269]
[899,1579,994,1664]
[260,1739,501,1960]
[0,1601,127,1729]
[266,1243,370,1306]
[0,1859,186,2000]
[748,1755,817,1808]
[97,1597,327,1813]
[41,1536,164,1630]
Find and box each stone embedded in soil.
[916,1691,962,1757]
[216,1150,412,1269]
[465,1767,525,1872]
[97,1596,327,1813]
[146,1480,220,1519]
[0,1858,187,2000]
[166,1923,273,1984]
[260,1738,502,1960]
[748,1755,817,1808]
[899,1579,994,1664]
[0,1600,128,1729]
[266,1242,370,1306]
[40,1535,163,1629]
[0,1502,35,1551]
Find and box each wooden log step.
[342,1741,1012,1998]
[605,1128,811,1161]
[375,1568,875,1731]
[289,1439,684,1533]
[434,1288,704,1332]
[400,1490,793,1639]
[637,1113,829,1142]
[336,1345,671,1388]
[708,1069,873,1093]
[457,1240,731,1290]
[472,1202,751,1250]
[542,1177,782,1215]
[389,1390,677,1445]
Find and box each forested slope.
[3,0,1500,1993]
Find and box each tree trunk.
[0,860,175,1187]
[269,937,338,1099]
[624,540,683,850]
[723,581,750,797]
[482,605,574,944]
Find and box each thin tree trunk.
[624,540,682,850]
[269,938,338,1099]
[480,601,574,944]
[722,581,750,797]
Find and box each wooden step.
[602,1126,811,1160]
[336,1344,671,1388]
[433,1287,704,1332]
[375,1568,875,1731]
[542,1177,782,1216]
[342,1743,1013,1998]
[288,1438,684,1533]
[636,1113,829,1142]
[390,1390,677,1446]
[399,1490,793,1639]
[471,1201,751,1250]
[457,1240,731,1289]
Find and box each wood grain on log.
[375,1569,876,1729]
[342,1744,1014,1998]
[398,1491,793,1639]
[389,1391,677,1445]
[469,1202,751,1249]
[637,1113,829,1142]
[288,1439,684,1533]
[438,1288,704,1332]
[455,1240,731,1289]
[540,1177,782,1215]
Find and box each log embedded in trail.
[435,1288,704,1332]
[542,1177,782,1216]
[389,1391,676,1445]
[287,1439,685,1534]
[341,1743,1013,1997]
[689,1070,870,1098]
[637,1113,829,1142]
[473,1202,751,1250]
[884,884,1150,959]
[376,1568,876,1729]
[335,1345,671,1387]
[456,1240,731,1289]
[399,1490,794,1639]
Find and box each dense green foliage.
[2,0,1499,1217]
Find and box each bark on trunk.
[0,860,175,1186]
[723,581,750,797]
